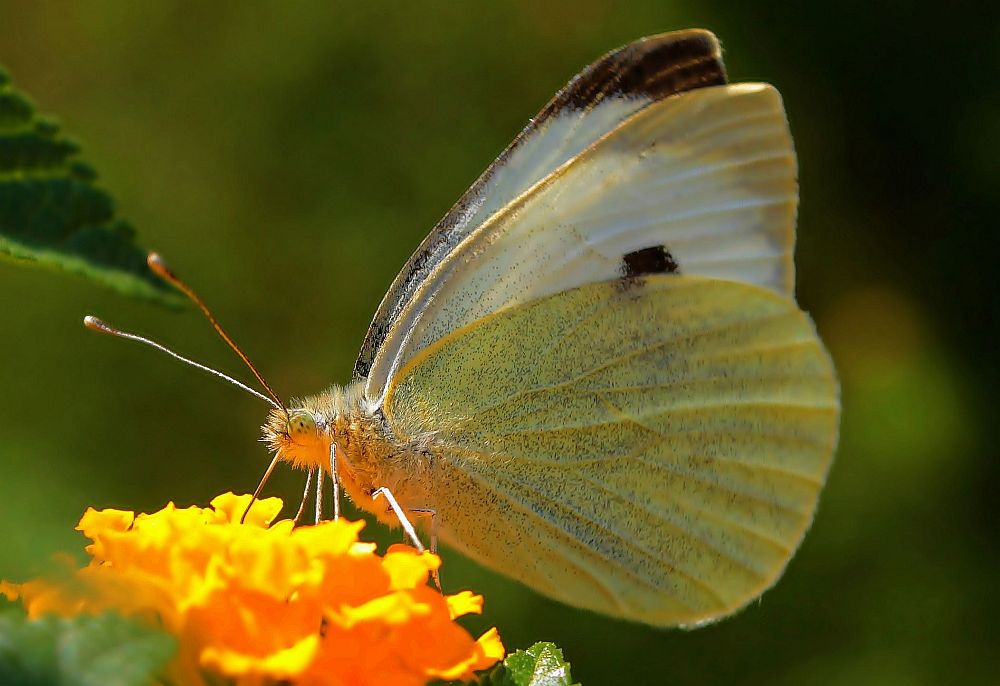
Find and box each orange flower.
[5,493,504,685]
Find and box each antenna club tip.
[83,315,110,333]
[147,252,172,277]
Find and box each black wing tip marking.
[541,29,727,118]
[622,245,680,279]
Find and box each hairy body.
[263,383,435,529]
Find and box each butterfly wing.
[383,275,838,626]
[354,29,728,386]
[358,68,797,402]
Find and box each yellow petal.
[201,634,320,680]
[290,518,366,558]
[77,508,135,560]
[209,492,283,527]
[382,547,439,590]
[445,591,483,619]
[338,592,431,628]
[474,627,506,664]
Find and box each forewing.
[364,81,796,401]
[354,29,726,384]
[384,276,838,626]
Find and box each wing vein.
[463,309,799,419]
[573,469,774,576]
[490,440,827,487]
[460,460,726,608]
[668,491,795,554]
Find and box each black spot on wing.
[622,245,679,278]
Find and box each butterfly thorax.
[261,382,434,528]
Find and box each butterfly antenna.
[83,316,280,409]
[147,252,287,415]
[241,453,283,524]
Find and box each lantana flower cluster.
[2,493,503,685]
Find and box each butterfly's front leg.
[330,441,340,521]
[372,487,424,552]
[372,489,443,592]
[410,507,441,591]
[409,508,439,555]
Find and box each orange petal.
[0,580,20,601]
[427,626,505,680]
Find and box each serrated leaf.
[482,642,578,686]
[0,65,181,305]
[0,607,176,686]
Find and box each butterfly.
[89,29,839,627]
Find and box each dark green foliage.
[0,67,179,304]
[0,607,176,686]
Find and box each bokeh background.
[1,3,997,684]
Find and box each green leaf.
[482,642,579,686]
[0,65,181,305]
[0,607,176,686]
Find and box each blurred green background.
[1,3,997,684]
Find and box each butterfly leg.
[293,468,315,526]
[330,442,341,521]
[372,487,424,553]
[315,469,325,525]
[410,508,441,591]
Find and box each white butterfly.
[94,29,839,627]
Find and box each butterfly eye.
[287,411,317,437]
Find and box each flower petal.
[4,493,503,685]
[445,591,484,619]
[209,492,283,527]
[382,546,439,590]
[0,580,20,601]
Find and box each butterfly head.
[262,404,331,471]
